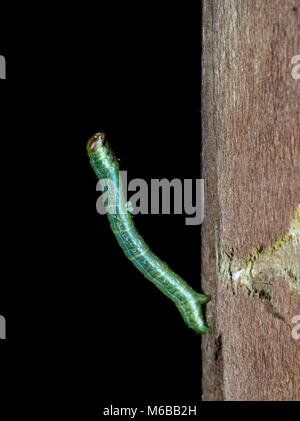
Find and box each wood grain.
[201,0,300,400]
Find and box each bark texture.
[201,0,300,401]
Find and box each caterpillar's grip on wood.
[87,132,211,334]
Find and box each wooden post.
[201,0,300,400]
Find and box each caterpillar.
[87,132,211,334]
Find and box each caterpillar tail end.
[199,324,212,334]
[197,294,211,304]
[183,294,211,334]
[196,294,211,334]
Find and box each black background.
[0,2,291,418]
[0,3,205,417]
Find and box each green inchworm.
[87,132,211,334]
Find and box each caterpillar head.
[87,132,119,173]
[87,132,106,153]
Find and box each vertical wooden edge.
[201,0,224,401]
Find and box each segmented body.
[87,132,211,334]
